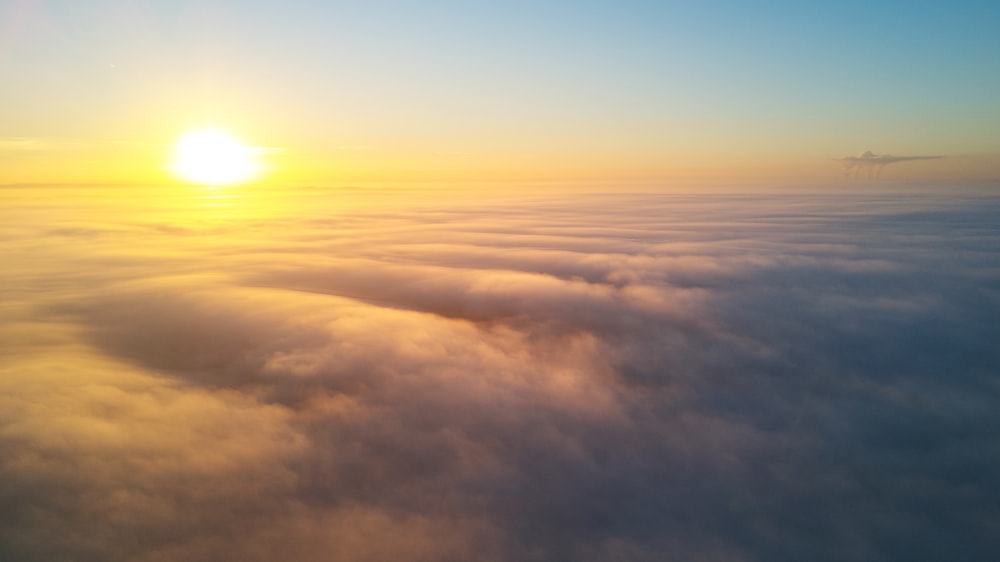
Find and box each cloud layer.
[2,185,999,561]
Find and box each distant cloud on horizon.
[0,137,155,153]
[835,150,944,179]
[0,137,55,151]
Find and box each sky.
[2,0,999,185]
[3,2,1000,561]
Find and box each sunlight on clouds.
[1,184,998,561]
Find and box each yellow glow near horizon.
[169,128,263,186]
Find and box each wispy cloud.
[0,137,146,152]
[835,150,944,179]
[251,146,286,155]
[0,137,55,151]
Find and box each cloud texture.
[1,184,999,561]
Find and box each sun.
[169,127,264,186]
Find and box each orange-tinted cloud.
[2,184,998,560]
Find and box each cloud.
[835,151,944,179]
[1,185,998,561]
[0,137,55,151]
[0,138,158,157]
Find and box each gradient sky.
[2,0,999,184]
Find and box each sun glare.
[169,128,263,186]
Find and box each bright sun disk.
[169,127,263,186]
